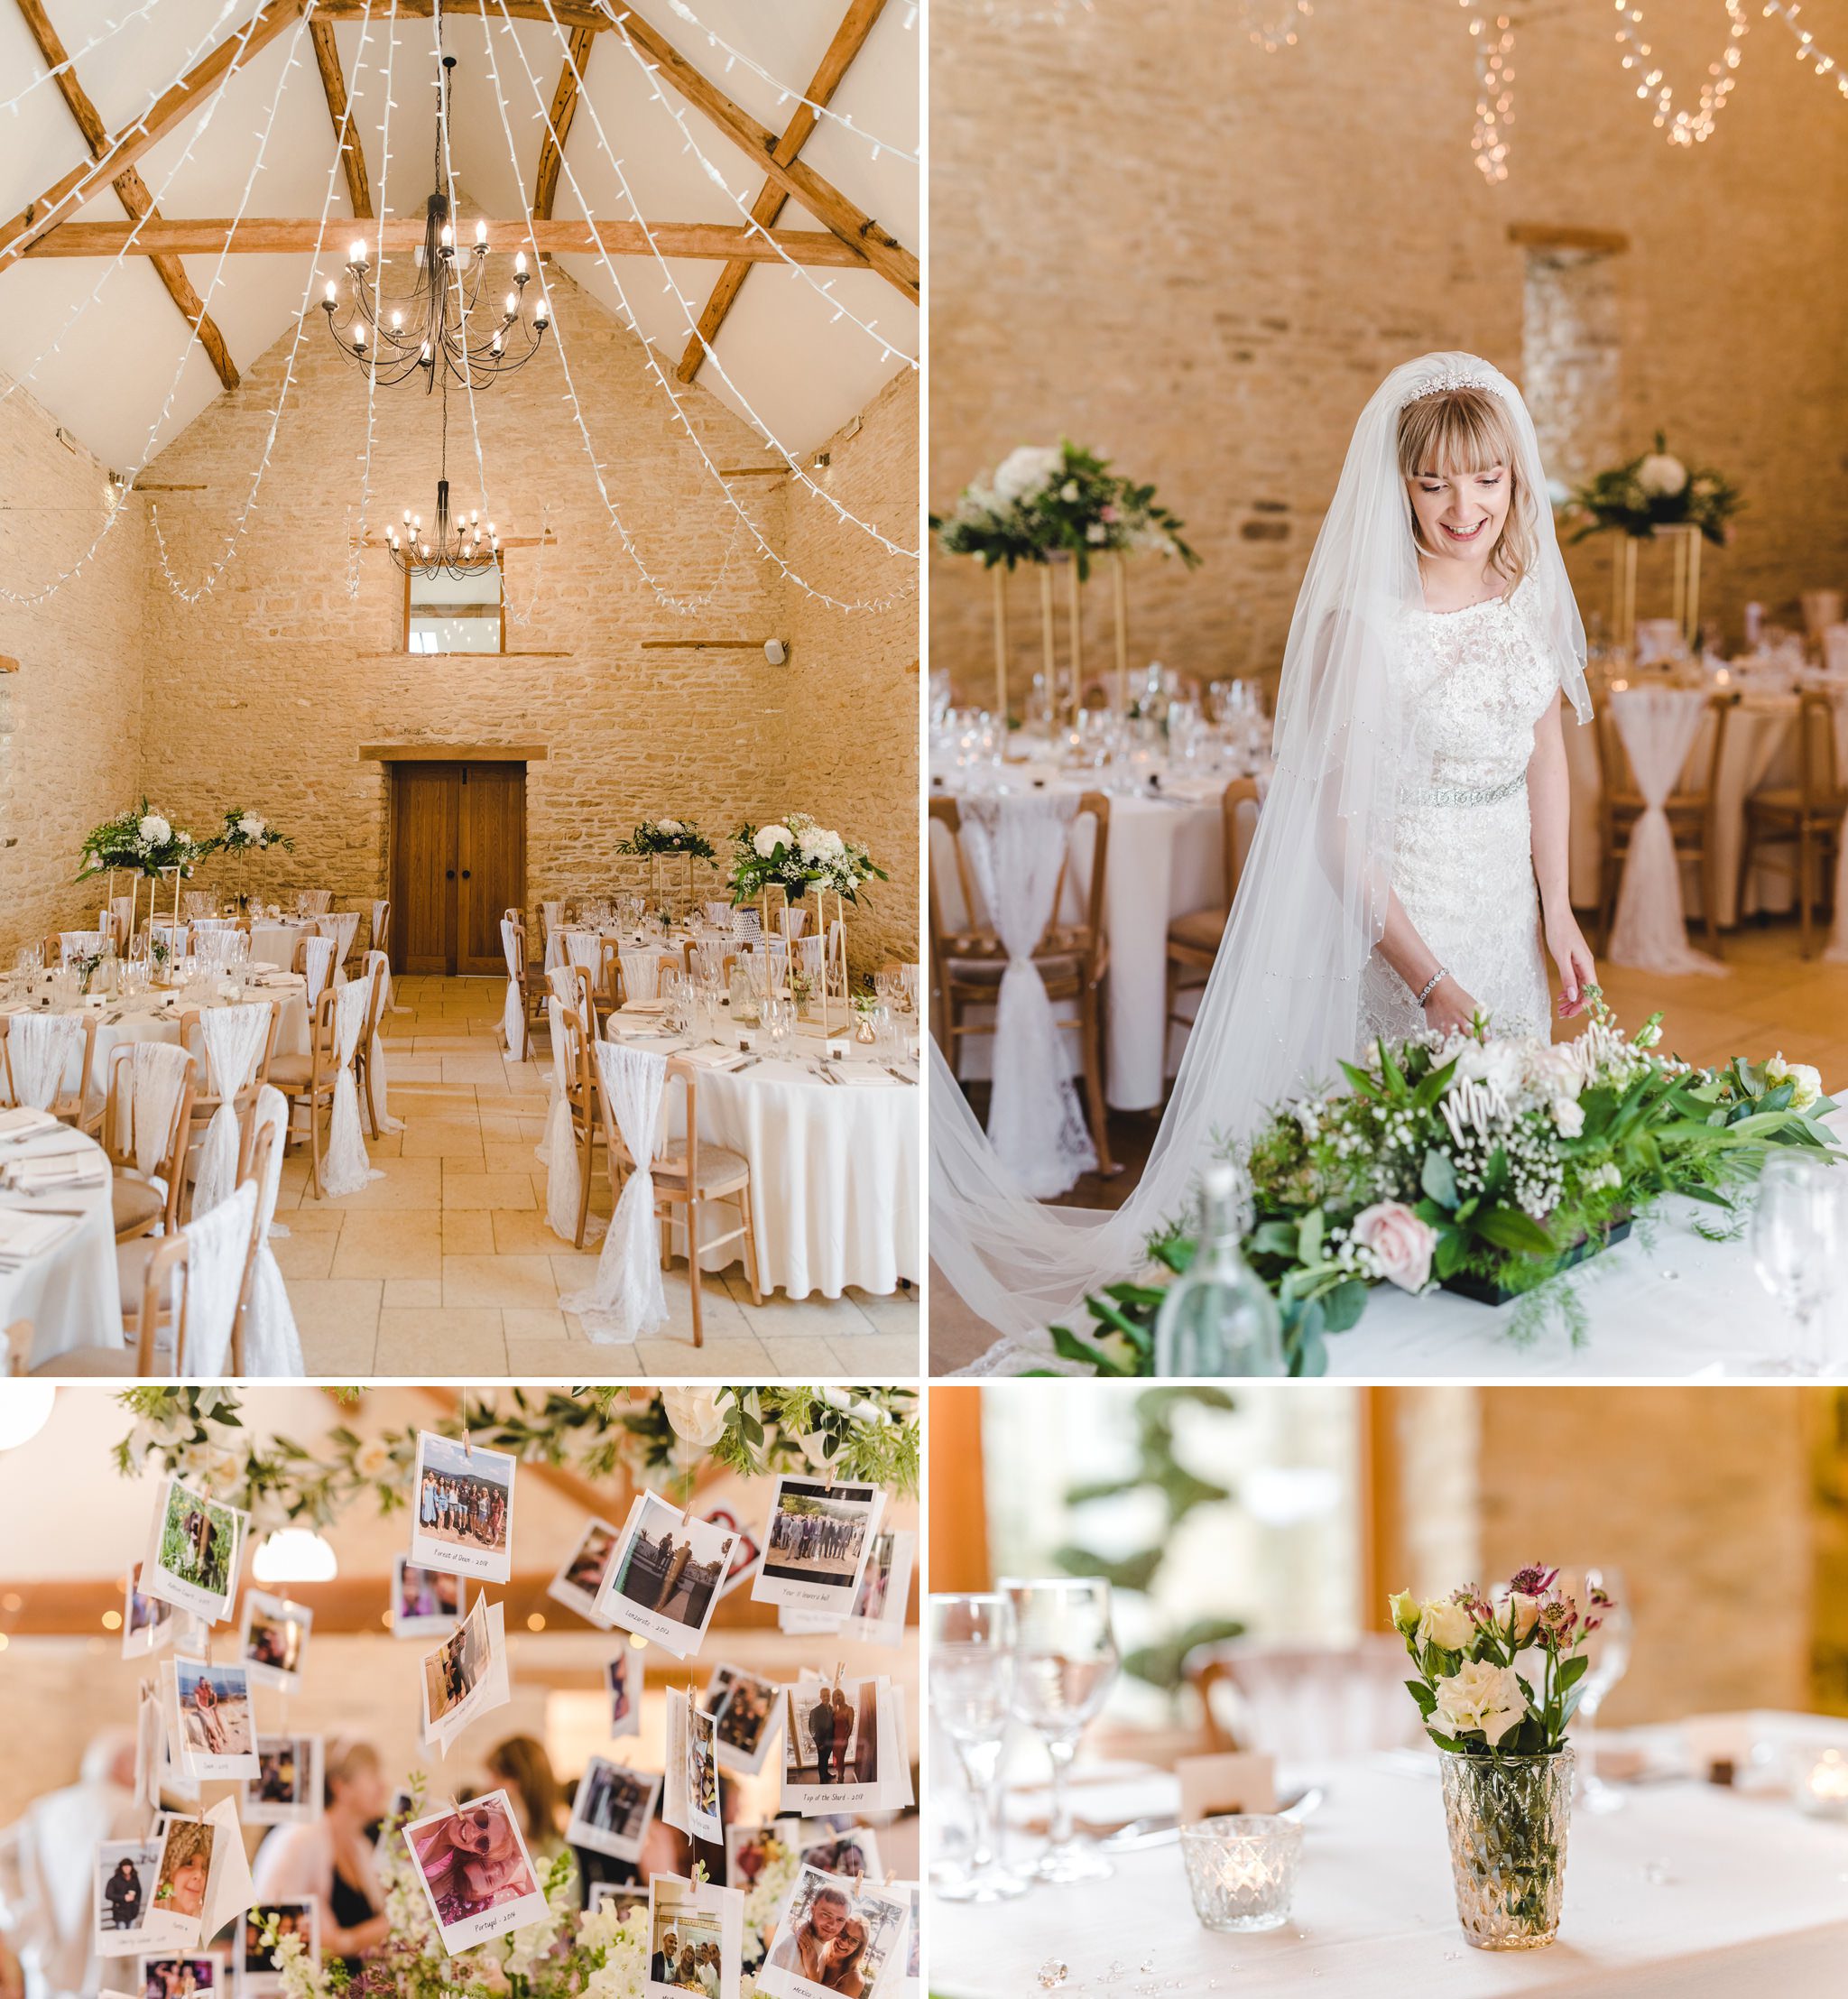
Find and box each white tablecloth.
[933,1746,1848,1997]
[248,918,318,973]
[933,764,1260,1110]
[0,1126,122,1362]
[606,1011,919,1300]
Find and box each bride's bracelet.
[1414,967,1448,1008]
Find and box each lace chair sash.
[564,930,603,976]
[318,911,361,967]
[5,1013,83,1111]
[702,902,733,927]
[116,1041,192,1178]
[300,934,337,1006]
[541,998,602,1244]
[320,978,382,1198]
[299,890,333,915]
[617,950,661,1004]
[499,915,527,1059]
[163,1180,258,1375]
[241,1085,305,1374]
[956,791,1097,1197]
[192,1002,273,1219]
[362,949,404,1134]
[560,1040,669,1341]
[1607,688,1725,977]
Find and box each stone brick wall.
[929,0,1848,703]
[0,382,148,955]
[1,262,918,967]
[776,366,921,972]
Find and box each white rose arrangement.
[615,818,716,861]
[217,805,293,855]
[1390,1564,1616,1757]
[730,813,887,906]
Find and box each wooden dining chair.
[266,985,341,1198]
[1594,689,1739,955]
[176,1000,280,1168]
[117,1151,270,1374]
[1165,775,1262,1054]
[930,791,1117,1175]
[0,1010,97,1127]
[1739,689,1848,957]
[100,1042,197,1244]
[549,993,605,1251]
[504,907,551,1050]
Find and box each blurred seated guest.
[0,1934,23,1999]
[486,1737,569,1866]
[251,1738,390,1971]
[0,1729,138,1999]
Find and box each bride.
[932,352,1597,1366]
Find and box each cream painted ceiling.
[0,0,919,470]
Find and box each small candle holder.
[1179,1814,1303,1934]
[1794,1745,1848,1819]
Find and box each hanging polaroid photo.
[138,1816,217,1949]
[124,1565,177,1660]
[725,1821,799,1894]
[148,1687,199,1811]
[751,1478,884,1617]
[705,1665,783,1777]
[588,1883,648,1924]
[661,1689,723,1847]
[594,1493,739,1660]
[779,1677,899,1814]
[790,1822,882,1885]
[420,1596,510,1752]
[167,1659,259,1782]
[236,1902,319,1997]
[776,1606,845,1640]
[843,1531,914,1649]
[135,1950,228,1999]
[238,1593,312,1690]
[392,1556,462,1638]
[548,1518,624,1627]
[95,1839,162,1958]
[141,1478,246,1625]
[756,1867,909,1999]
[901,1885,920,1999]
[565,1758,661,1864]
[242,1736,323,1828]
[408,1432,516,1584]
[701,1504,764,1602]
[644,1874,744,1999]
[605,1649,642,1740]
[402,1791,550,1954]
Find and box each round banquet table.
[0,1124,122,1361]
[247,915,322,972]
[605,1008,919,1300]
[934,1732,1848,1998]
[932,755,1264,1111]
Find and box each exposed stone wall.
[775,366,920,973]
[929,0,1848,701]
[0,382,148,957]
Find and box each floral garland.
[216,807,294,855]
[614,818,717,862]
[730,815,886,905]
[1045,995,1838,1376]
[75,800,210,881]
[1564,434,1741,547]
[932,440,1200,581]
[113,1386,919,1538]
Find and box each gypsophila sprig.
[614,818,716,862]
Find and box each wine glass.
[1000,1576,1120,1882]
[1751,1152,1843,1374]
[1556,1565,1631,1813]
[929,1593,1028,1902]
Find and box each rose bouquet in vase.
[615,817,717,910]
[215,807,293,910]
[1390,1565,1616,1950]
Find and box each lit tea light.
[1797,1748,1848,1819]
[1179,1814,1302,1934]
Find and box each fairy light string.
[1243,1,1312,53]
[1612,0,1748,146]
[1463,1,1515,182]
[346,0,402,601]
[0,0,223,122]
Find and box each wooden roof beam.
[309,15,373,221]
[532,23,598,243]
[9,0,238,390]
[676,0,886,386]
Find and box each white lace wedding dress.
[1357,585,1557,1049]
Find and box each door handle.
[447,869,456,880]
[462,869,471,880]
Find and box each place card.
[1177,1751,1278,1823]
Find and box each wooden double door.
[390,761,526,976]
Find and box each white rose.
[237,814,264,838]
[139,814,171,847]
[992,444,1065,504]
[660,1387,729,1449]
[1086,522,1109,543]
[1506,1590,1545,1642]
[1638,452,1687,498]
[753,823,794,860]
[1432,1657,1529,1745]
[798,828,829,862]
[1552,1097,1585,1137]
[353,1437,394,1481]
[656,818,681,835]
[1766,1053,1823,1112]
[1058,478,1080,503]
[1452,1038,1525,1103]
[1416,1597,1475,1654]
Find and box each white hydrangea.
[139,814,171,847]
[992,444,1064,504]
[1638,452,1687,498]
[797,826,845,864]
[753,823,793,859]
[236,813,266,839]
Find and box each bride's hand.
[1546,916,1597,1019]
[1420,975,1480,1038]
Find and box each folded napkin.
[0,1208,79,1259]
[677,1046,751,1071]
[0,1106,60,1141]
[828,1066,902,1087]
[5,1155,107,1192]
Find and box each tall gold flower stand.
[1612,522,1704,652]
[988,551,1136,730]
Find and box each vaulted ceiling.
[0,0,919,469]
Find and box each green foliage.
[1564,432,1741,547]
[728,814,887,907]
[613,819,716,862]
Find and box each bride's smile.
[1409,465,1513,592]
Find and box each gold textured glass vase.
[1437,1746,1574,1950]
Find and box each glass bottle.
[1153,1162,1286,1375]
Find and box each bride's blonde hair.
[1396,386,1535,591]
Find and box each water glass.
[1751,1152,1843,1374]
[1000,1577,1120,1882]
[929,1594,1027,1903]
[1555,1564,1631,1813]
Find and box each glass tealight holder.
[1179,1815,1303,1934]
[1793,1744,1848,1819]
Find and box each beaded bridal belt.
[1400,772,1528,810]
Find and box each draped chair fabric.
[165,1181,259,1376]
[561,1041,669,1342]
[319,978,382,1198]
[300,934,337,1008]
[3,1014,84,1111]
[317,911,361,967]
[241,1085,305,1374]
[113,1041,193,1196]
[1607,689,1727,977]
[298,890,333,915]
[59,930,108,966]
[361,949,404,1134]
[499,916,527,1059]
[540,996,605,1246]
[190,1001,273,1219]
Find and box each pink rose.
[1351,1200,1436,1292]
